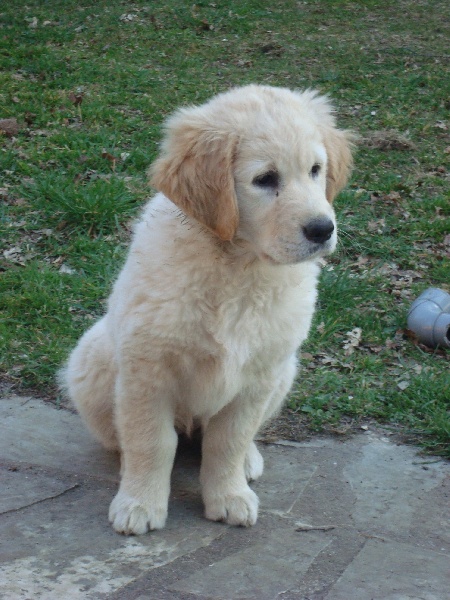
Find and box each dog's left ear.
[150,108,238,241]
[321,127,354,203]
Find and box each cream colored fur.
[60,85,353,535]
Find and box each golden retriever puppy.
[61,85,353,535]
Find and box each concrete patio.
[1,394,449,599]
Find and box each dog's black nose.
[303,217,335,244]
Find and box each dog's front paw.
[244,442,264,481]
[109,489,167,535]
[204,486,259,527]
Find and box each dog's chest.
[185,276,306,370]
[208,292,296,358]
[178,277,316,416]
[206,266,317,351]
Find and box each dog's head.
[150,85,353,264]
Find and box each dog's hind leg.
[60,317,119,451]
[244,441,264,482]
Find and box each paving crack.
[0,483,80,515]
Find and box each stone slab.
[0,469,73,514]
[0,395,449,599]
[326,538,450,600]
[0,481,221,599]
[0,396,119,480]
[170,529,330,599]
[343,433,448,538]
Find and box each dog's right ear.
[322,127,354,203]
[150,109,239,242]
[306,91,354,203]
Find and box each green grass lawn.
[1,0,449,455]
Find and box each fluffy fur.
[60,85,353,535]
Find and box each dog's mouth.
[261,252,282,265]
[261,237,335,265]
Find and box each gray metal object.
[407,288,450,349]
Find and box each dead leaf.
[197,18,213,31]
[119,13,137,22]
[318,353,339,366]
[367,218,385,233]
[362,129,416,151]
[261,43,284,56]
[235,58,253,68]
[3,247,21,258]
[26,17,38,28]
[59,264,76,275]
[3,247,26,265]
[102,150,119,169]
[435,121,447,131]
[149,15,160,30]
[354,256,369,266]
[343,327,362,355]
[384,191,402,202]
[69,91,84,106]
[24,112,37,126]
[365,343,384,354]
[11,197,27,207]
[74,169,97,184]
[0,118,20,137]
[30,129,53,137]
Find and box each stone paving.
[1,395,449,599]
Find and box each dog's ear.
[322,127,354,203]
[306,92,354,203]
[150,109,238,241]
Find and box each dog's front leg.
[109,369,177,535]
[200,394,266,527]
[201,356,297,527]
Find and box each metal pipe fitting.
[407,288,450,349]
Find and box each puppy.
[61,85,353,535]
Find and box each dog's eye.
[253,170,279,188]
[310,164,321,178]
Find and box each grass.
[1,0,449,456]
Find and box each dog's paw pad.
[205,487,259,527]
[109,491,167,535]
[244,442,264,482]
